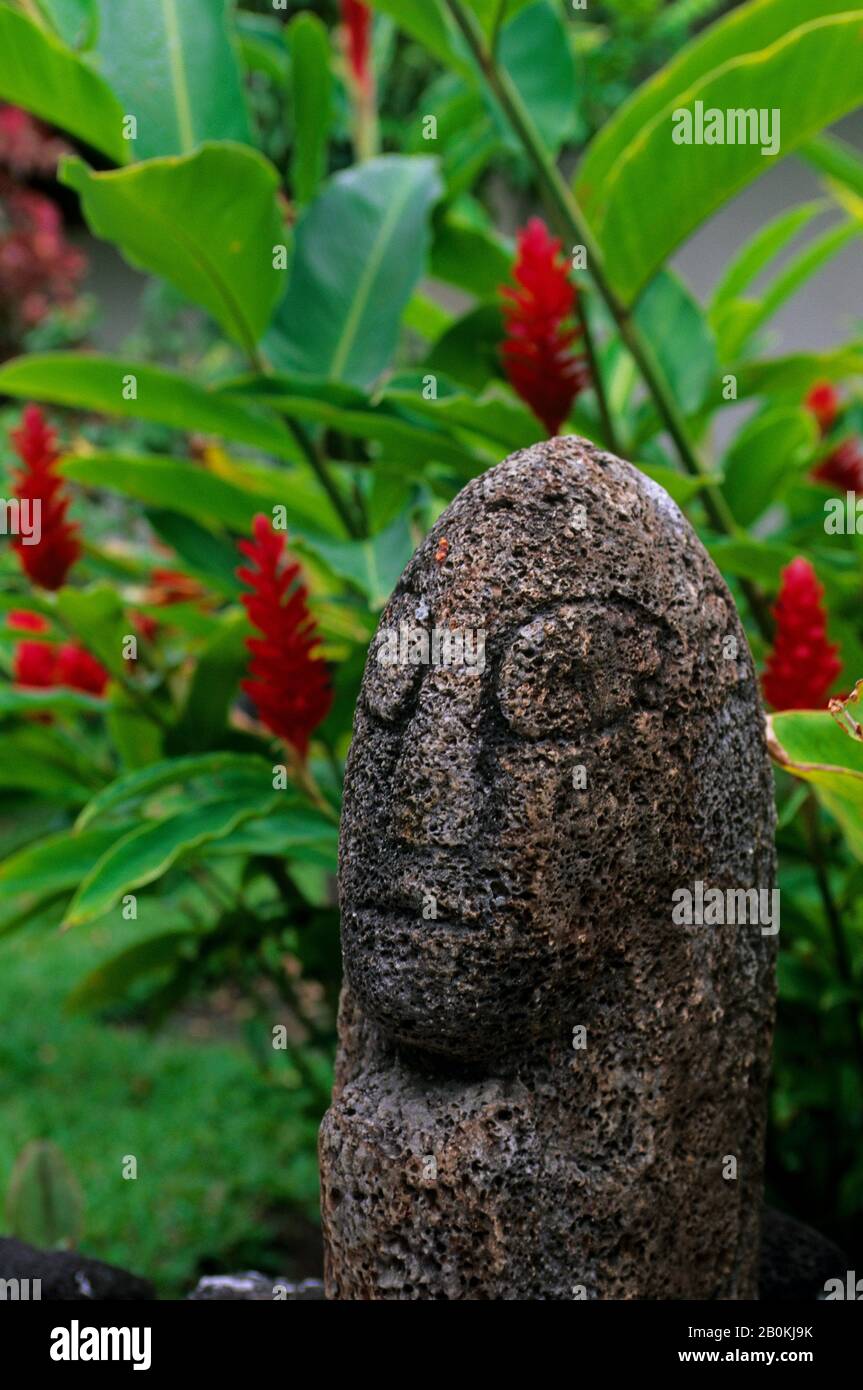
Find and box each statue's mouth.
[344,903,482,940]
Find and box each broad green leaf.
[382,385,539,451]
[77,751,274,829]
[493,1,578,154]
[0,727,100,802]
[300,515,415,609]
[801,132,863,200]
[710,200,826,310]
[55,584,131,678]
[170,610,249,753]
[224,371,491,471]
[719,219,862,359]
[66,931,196,1013]
[0,826,127,899]
[430,210,512,299]
[638,463,719,508]
[59,452,282,529]
[287,11,332,207]
[578,0,858,220]
[64,794,278,927]
[266,156,442,387]
[0,354,301,460]
[235,11,288,82]
[5,1141,84,1250]
[367,0,468,74]
[206,806,338,859]
[735,349,863,402]
[146,510,242,598]
[634,270,717,415]
[575,4,863,304]
[61,144,285,353]
[106,683,165,772]
[0,5,128,162]
[0,686,105,716]
[722,406,817,526]
[93,0,251,160]
[35,0,97,49]
[768,710,863,861]
[426,303,505,390]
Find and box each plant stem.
[804,793,863,1072]
[574,290,619,454]
[285,418,363,539]
[443,0,772,641]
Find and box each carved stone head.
[338,438,775,1061]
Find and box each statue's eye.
[363,594,429,723]
[497,603,662,738]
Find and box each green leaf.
[0,5,128,162]
[367,0,468,74]
[493,1,578,154]
[734,348,863,402]
[0,353,301,460]
[287,11,332,207]
[106,683,165,771]
[426,303,504,390]
[235,11,288,82]
[64,795,277,927]
[300,514,415,609]
[60,144,285,352]
[146,510,242,598]
[0,827,126,899]
[170,611,249,753]
[722,406,817,526]
[575,3,863,305]
[35,0,97,49]
[5,1141,84,1250]
[710,200,826,310]
[266,156,442,387]
[59,452,280,529]
[66,931,195,1013]
[93,0,251,160]
[768,711,863,861]
[430,210,512,299]
[739,220,861,349]
[206,806,338,860]
[0,727,101,803]
[464,0,536,35]
[76,751,274,829]
[0,686,106,716]
[634,270,717,415]
[55,584,130,678]
[800,132,863,201]
[638,463,720,509]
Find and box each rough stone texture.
[320,437,777,1300]
[0,1237,154,1300]
[758,1208,849,1302]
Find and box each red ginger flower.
[237,515,332,759]
[813,438,863,493]
[762,557,841,711]
[9,405,81,590]
[500,217,588,437]
[341,1,373,94]
[805,381,840,435]
[13,638,108,696]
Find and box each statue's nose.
[391,668,482,847]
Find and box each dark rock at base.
[759,1207,849,1301]
[186,1273,325,1301]
[0,1236,154,1300]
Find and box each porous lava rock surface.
[320,437,777,1300]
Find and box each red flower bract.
[341,0,373,93]
[762,557,841,711]
[237,514,332,759]
[10,404,81,590]
[500,217,588,437]
[13,638,108,696]
[813,437,863,493]
[805,381,840,435]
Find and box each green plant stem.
[443,0,773,641]
[573,290,619,454]
[286,418,363,538]
[804,793,863,1072]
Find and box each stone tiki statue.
[319,437,777,1300]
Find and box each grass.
[0,913,325,1298]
